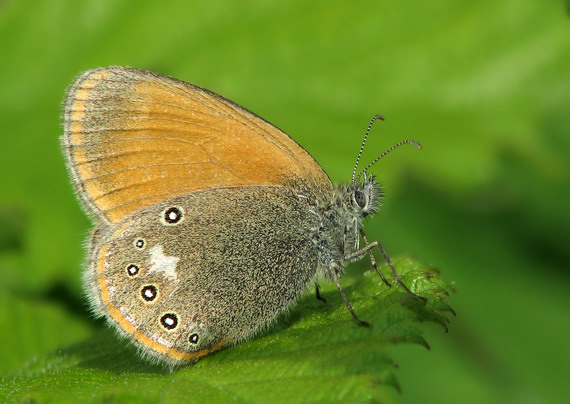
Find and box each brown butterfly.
[62,66,423,366]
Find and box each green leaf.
[0,292,92,378]
[0,257,453,403]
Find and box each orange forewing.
[63,67,331,224]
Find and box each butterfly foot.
[315,283,327,304]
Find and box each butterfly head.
[343,114,422,232]
[348,174,382,219]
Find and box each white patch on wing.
[148,245,180,281]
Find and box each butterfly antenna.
[356,139,422,182]
[351,114,384,185]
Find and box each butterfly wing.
[85,186,319,364]
[62,66,331,224]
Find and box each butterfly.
[62,66,423,366]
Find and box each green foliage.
[1,258,453,403]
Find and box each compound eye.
[354,190,367,208]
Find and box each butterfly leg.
[359,230,427,302]
[334,276,370,327]
[359,230,392,287]
[315,282,327,303]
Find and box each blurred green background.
[0,0,568,402]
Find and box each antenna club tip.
[408,140,423,150]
